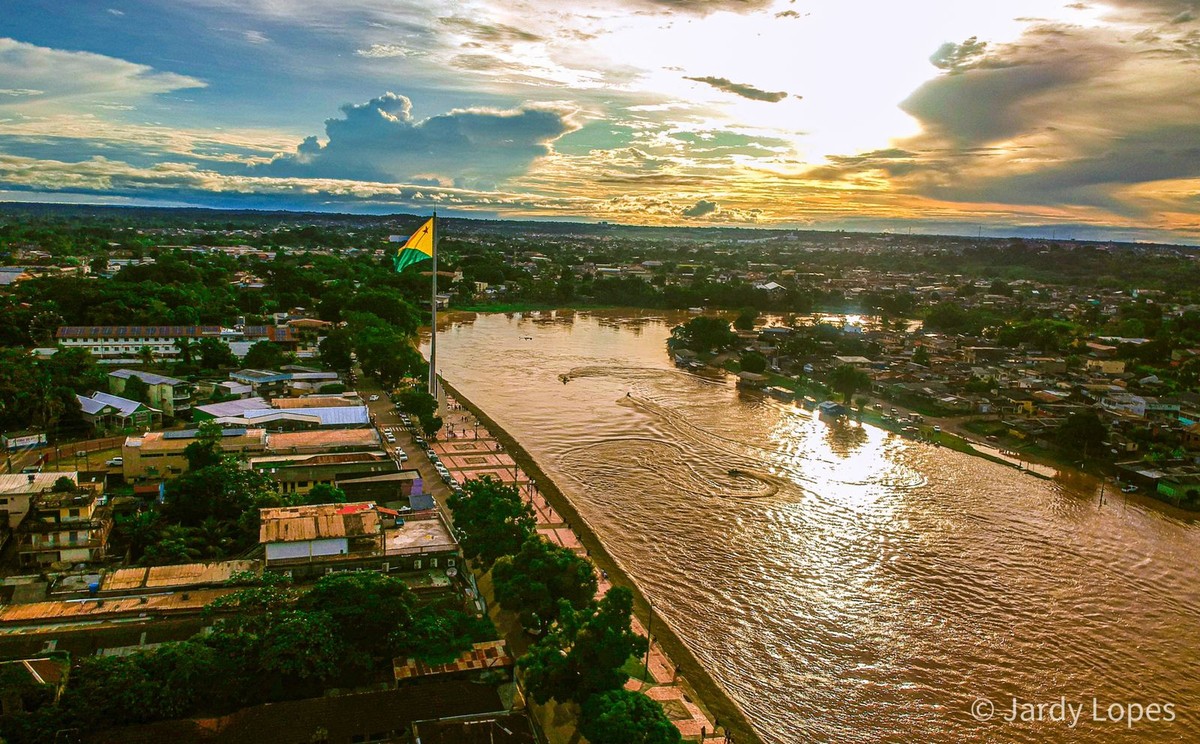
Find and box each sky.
[3,0,1200,242]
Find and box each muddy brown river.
[426,309,1200,743]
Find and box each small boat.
[728,468,745,477]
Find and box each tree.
[301,483,347,505]
[739,351,768,374]
[733,307,758,331]
[123,374,150,404]
[828,364,871,405]
[183,420,226,471]
[396,388,443,437]
[196,337,237,370]
[317,327,354,371]
[259,610,343,681]
[912,346,930,366]
[1056,410,1108,459]
[173,337,194,365]
[580,689,682,744]
[520,586,642,704]
[447,476,537,569]
[297,572,417,662]
[243,340,286,370]
[52,476,75,492]
[396,599,495,665]
[493,537,597,633]
[668,316,736,355]
[137,344,155,366]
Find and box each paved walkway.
[432,393,727,742]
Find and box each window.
[413,559,422,570]
[448,558,456,567]
[430,558,438,568]
[68,508,80,518]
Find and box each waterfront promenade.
[433,394,732,742]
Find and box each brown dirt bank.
[441,379,766,744]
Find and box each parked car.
[1121,484,1138,494]
[368,394,379,402]
[106,456,123,467]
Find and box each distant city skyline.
[4,0,1200,243]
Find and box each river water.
[427,309,1200,744]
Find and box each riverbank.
[441,378,765,744]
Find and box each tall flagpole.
[429,211,438,398]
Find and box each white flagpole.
[429,211,438,398]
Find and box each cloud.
[439,16,542,45]
[355,43,414,58]
[684,76,789,102]
[0,38,204,113]
[257,92,578,187]
[633,0,775,15]
[0,89,43,97]
[929,36,990,72]
[242,30,271,44]
[681,198,718,217]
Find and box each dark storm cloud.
[257,92,576,187]
[681,198,718,217]
[684,76,789,102]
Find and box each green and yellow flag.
[391,217,434,273]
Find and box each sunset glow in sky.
[4,0,1200,241]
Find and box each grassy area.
[620,655,655,684]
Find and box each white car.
[368,394,379,402]
[106,457,123,467]
[384,432,396,443]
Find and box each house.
[259,502,459,577]
[214,405,370,430]
[108,369,194,417]
[1087,358,1127,375]
[76,392,161,431]
[122,428,268,481]
[17,486,113,567]
[1183,423,1200,450]
[0,472,78,529]
[249,452,400,496]
[190,397,270,421]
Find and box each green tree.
[297,572,417,662]
[301,483,347,505]
[1056,410,1108,460]
[123,374,150,404]
[242,340,286,369]
[259,610,343,681]
[447,476,537,570]
[668,316,736,355]
[739,351,768,374]
[733,306,758,331]
[396,388,443,437]
[521,586,642,704]
[52,476,75,492]
[173,337,194,365]
[183,420,226,471]
[580,689,682,744]
[317,327,355,371]
[396,599,495,665]
[137,344,155,366]
[828,364,871,405]
[493,537,597,634]
[912,346,930,366]
[196,338,237,370]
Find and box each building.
[122,428,268,481]
[17,486,113,567]
[75,392,161,431]
[108,369,194,417]
[229,368,340,398]
[0,472,78,529]
[249,452,400,496]
[266,429,381,456]
[191,397,270,421]
[55,325,223,363]
[214,405,370,430]
[259,502,459,575]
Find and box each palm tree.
[174,337,193,365]
[137,345,155,367]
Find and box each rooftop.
[109,368,187,386]
[259,502,381,543]
[0,472,77,496]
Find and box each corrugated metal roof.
[243,406,369,427]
